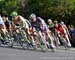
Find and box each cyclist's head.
[29,13,36,19]
[2,16,6,22]
[10,11,18,17]
[47,19,52,23]
[60,21,64,25]
[54,20,58,24]
[70,25,74,28]
[29,13,36,22]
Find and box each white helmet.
[29,13,36,19]
[61,21,64,25]
[47,19,52,22]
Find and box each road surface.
[0,46,75,60]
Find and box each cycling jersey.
[25,20,29,29]
[31,17,48,32]
[41,19,48,32]
[53,24,64,33]
[31,17,42,31]
[69,29,75,39]
[58,26,64,33]
[0,15,6,29]
[48,23,54,28]
[61,24,67,34]
[0,15,3,25]
[48,22,54,31]
[5,19,12,29]
[26,20,31,28]
[12,15,29,29]
[12,16,23,25]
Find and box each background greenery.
[0,0,75,25]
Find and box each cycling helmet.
[60,21,64,25]
[10,11,18,17]
[29,13,36,19]
[54,20,58,24]
[47,19,52,22]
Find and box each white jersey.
[0,15,3,25]
[62,24,67,34]
[19,16,29,29]
[38,17,48,30]
[41,20,48,29]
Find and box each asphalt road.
[0,46,75,60]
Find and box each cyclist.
[53,20,71,47]
[10,12,28,28]
[10,11,31,36]
[47,19,54,30]
[29,13,55,49]
[47,19,60,46]
[60,21,71,47]
[0,15,7,38]
[10,11,33,46]
[2,15,12,33]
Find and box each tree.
[0,0,75,24]
[0,0,18,15]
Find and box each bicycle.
[35,30,48,52]
[0,30,14,47]
[58,33,69,50]
[46,31,56,52]
[12,26,31,49]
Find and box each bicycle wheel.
[47,32,56,52]
[59,35,68,50]
[51,32,58,47]
[37,32,48,52]
[17,32,30,49]
[6,33,14,47]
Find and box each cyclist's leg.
[45,29,55,48]
[26,29,36,46]
[25,24,37,46]
[38,31,46,44]
[33,31,40,45]
[62,28,71,47]
[64,33,71,47]
[0,25,7,37]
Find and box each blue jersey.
[69,29,75,39]
[31,17,42,31]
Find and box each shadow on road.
[0,45,51,53]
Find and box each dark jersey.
[5,20,11,29]
[31,17,42,31]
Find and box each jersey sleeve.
[19,16,26,22]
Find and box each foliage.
[0,0,75,24]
